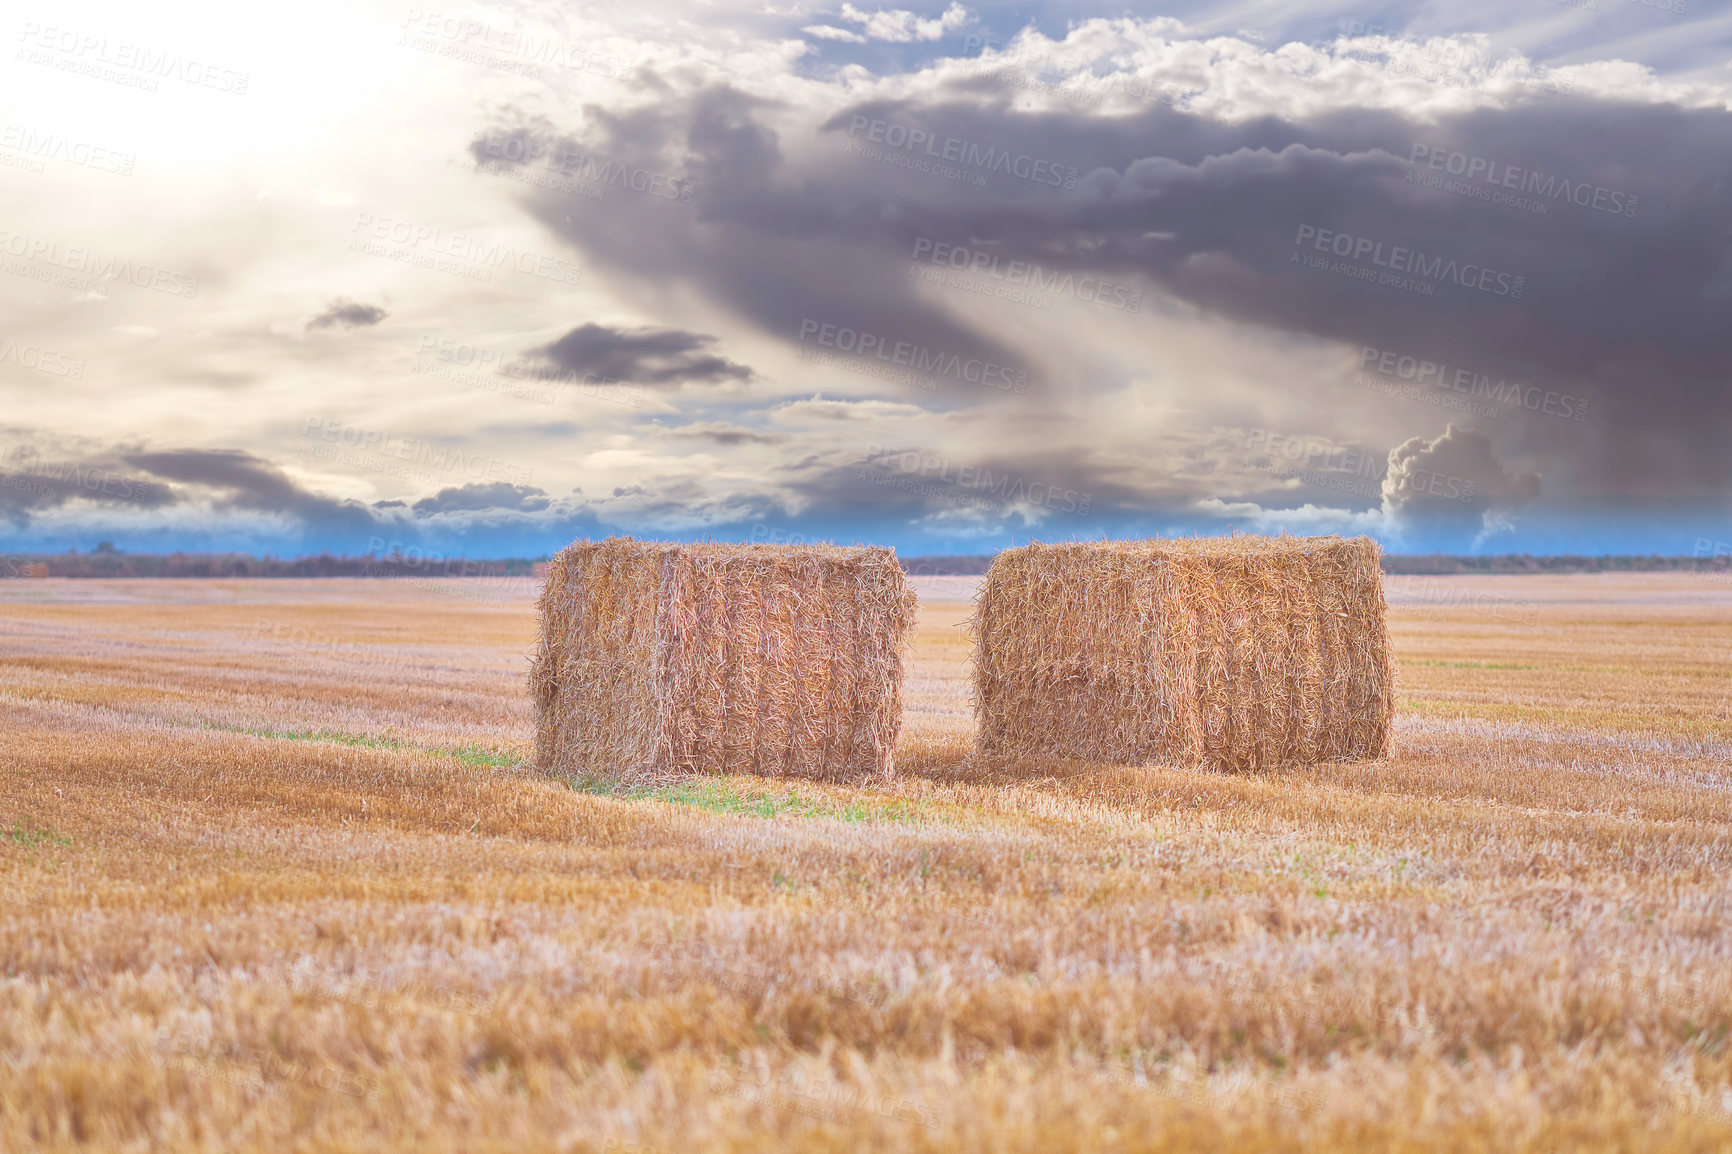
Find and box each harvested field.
[2,573,1732,1152]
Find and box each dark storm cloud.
[41,446,583,537]
[307,298,389,330]
[412,482,552,514]
[531,323,751,386]
[763,437,1176,528]
[0,446,178,526]
[123,448,389,540]
[477,80,1732,500]
[475,92,1036,401]
[0,434,617,555]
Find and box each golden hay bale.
[971,535,1393,771]
[532,537,920,785]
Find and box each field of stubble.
[2,573,1731,1153]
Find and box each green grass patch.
[5,821,71,849]
[435,744,526,768]
[227,724,404,751]
[210,724,526,768]
[564,773,923,825]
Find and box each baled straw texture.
[971,535,1392,771]
[532,538,919,785]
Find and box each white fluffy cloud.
[836,2,971,43]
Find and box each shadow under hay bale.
[971,535,1393,772]
[532,538,920,785]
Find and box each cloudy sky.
[2,0,1729,558]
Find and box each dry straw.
[532,538,919,785]
[971,535,1393,771]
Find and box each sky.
[2,0,1730,559]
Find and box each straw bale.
[971,535,1392,771]
[532,537,919,785]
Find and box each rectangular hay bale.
[532,537,919,785]
[971,535,1393,771]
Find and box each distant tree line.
[902,553,1732,576]
[1376,554,1732,575]
[0,551,543,579]
[2,550,1728,579]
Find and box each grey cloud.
[123,448,386,539]
[0,434,616,555]
[0,446,179,526]
[412,482,552,515]
[307,298,389,330]
[532,323,751,386]
[474,91,1035,401]
[765,438,1162,527]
